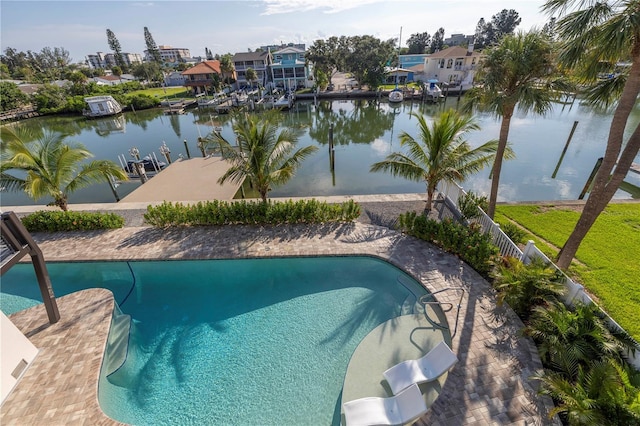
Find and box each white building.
[86,52,143,69]
[145,45,191,64]
[423,45,483,90]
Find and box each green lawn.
[130,87,191,99]
[495,203,640,340]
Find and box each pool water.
[1,256,428,425]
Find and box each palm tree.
[524,301,638,378]
[370,109,505,211]
[219,54,235,88]
[245,67,258,89]
[1,127,128,211]
[543,0,640,270]
[534,359,640,425]
[491,257,567,321]
[463,30,568,218]
[208,111,318,202]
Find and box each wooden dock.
[120,156,243,203]
[216,100,233,114]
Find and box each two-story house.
[268,45,310,91]
[232,51,271,89]
[181,60,231,95]
[423,45,482,90]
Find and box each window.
[438,59,445,69]
[446,59,453,69]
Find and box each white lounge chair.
[343,382,427,426]
[383,341,458,395]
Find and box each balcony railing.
[184,78,214,86]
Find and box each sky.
[1,0,551,63]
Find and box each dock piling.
[183,139,191,159]
[578,157,603,199]
[552,120,579,178]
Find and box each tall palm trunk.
[487,106,514,218]
[556,50,640,269]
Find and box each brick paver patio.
[2,217,558,425]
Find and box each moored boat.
[388,89,404,103]
[83,96,122,118]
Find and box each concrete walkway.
[2,216,557,425]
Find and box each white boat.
[425,79,444,101]
[83,96,122,118]
[274,94,294,109]
[389,89,404,103]
[388,27,404,104]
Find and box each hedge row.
[21,210,125,232]
[397,211,499,277]
[143,199,361,227]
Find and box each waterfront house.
[164,71,187,87]
[384,67,413,85]
[399,54,430,70]
[92,74,136,86]
[232,51,272,89]
[399,54,430,82]
[423,45,482,90]
[181,60,233,95]
[268,45,310,91]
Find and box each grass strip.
[495,203,640,340]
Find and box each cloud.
[262,0,382,15]
[130,2,156,7]
[370,138,391,156]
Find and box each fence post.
[521,240,537,263]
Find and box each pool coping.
[1,222,559,425]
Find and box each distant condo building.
[86,52,143,69]
[145,45,191,64]
[443,34,474,47]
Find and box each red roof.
[181,60,222,75]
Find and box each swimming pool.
[1,256,429,425]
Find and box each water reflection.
[1,98,638,206]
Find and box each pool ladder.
[419,287,465,339]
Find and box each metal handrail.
[419,287,465,339]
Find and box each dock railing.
[436,180,640,368]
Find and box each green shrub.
[143,199,361,227]
[21,210,125,232]
[498,221,527,244]
[491,257,566,320]
[397,213,499,277]
[126,93,159,110]
[458,191,488,221]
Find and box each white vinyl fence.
[436,181,640,368]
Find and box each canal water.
[1,98,639,207]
